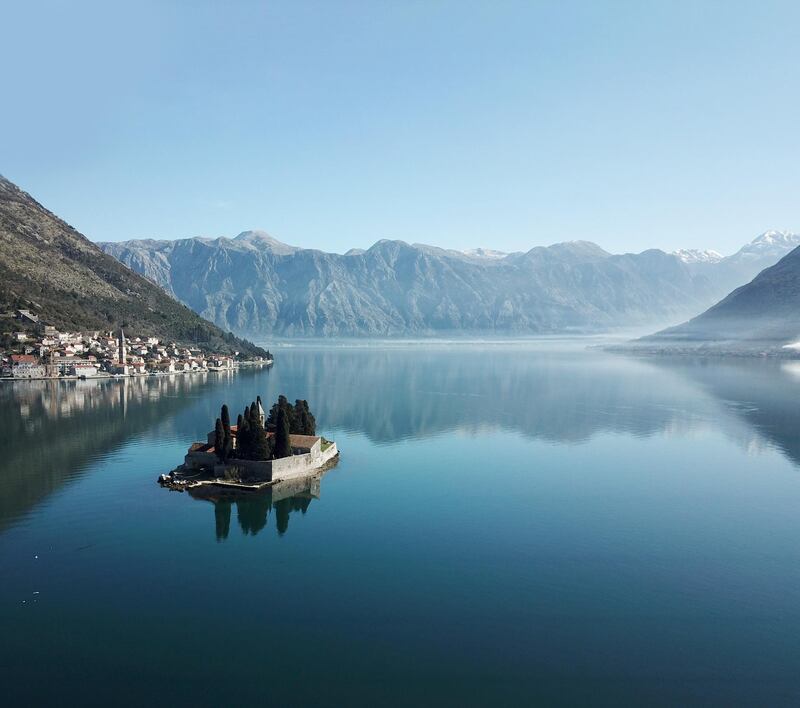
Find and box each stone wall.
[210,442,338,483]
[185,450,218,469]
[13,365,46,378]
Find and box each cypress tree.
[293,399,316,435]
[284,396,296,432]
[220,404,232,461]
[274,407,292,459]
[213,418,224,460]
[266,404,276,432]
[238,411,251,459]
[266,394,299,434]
[293,400,305,434]
[248,403,260,430]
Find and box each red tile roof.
[289,434,321,448]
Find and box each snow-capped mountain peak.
[731,230,800,261]
[462,248,508,260]
[672,248,723,264]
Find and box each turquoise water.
[2,345,800,706]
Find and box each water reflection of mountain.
[191,475,321,541]
[269,348,721,444]
[1,375,213,530]
[647,357,800,467]
[4,347,799,534]
[267,347,800,468]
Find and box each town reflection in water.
[191,475,322,541]
[0,371,240,531]
[5,346,800,536]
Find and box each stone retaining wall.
[199,442,339,482]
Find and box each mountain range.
[639,243,800,352]
[0,176,266,357]
[99,229,800,338]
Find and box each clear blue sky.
[2,0,798,255]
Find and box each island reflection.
[190,475,322,540]
[5,346,800,534]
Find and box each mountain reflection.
[262,346,800,468]
[192,475,321,540]
[4,346,800,535]
[0,373,222,530]
[646,357,800,467]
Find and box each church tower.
[118,328,126,365]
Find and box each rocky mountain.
[672,231,800,296]
[0,175,266,357]
[640,245,800,351]
[99,230,800,338]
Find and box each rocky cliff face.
[99,230,799,338]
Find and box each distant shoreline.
[0,359,272,383]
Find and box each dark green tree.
[238,410,252,459]
[213,418,224,460]
[293,399,316,435]
[266,394,295,433]
[274,407,292,459]
[220,404,232,461]
[250,404,272,460]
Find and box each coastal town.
[1,309,272,380]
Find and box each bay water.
[2,343,800,705]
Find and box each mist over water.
[2,344,800,705]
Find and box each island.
[159,395,339,492]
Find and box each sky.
[1,0,798,255]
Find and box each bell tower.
[118,328,126,365]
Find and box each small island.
[159,395,339,492]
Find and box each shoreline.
[0,359,273,383]
[160,448,340,494]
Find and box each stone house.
[11,354,46,379]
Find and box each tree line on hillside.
[213,394,317,462]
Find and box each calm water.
[2,344,800,706]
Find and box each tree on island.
[220,404,233,461]
[266,394,316,436]
[219,393,315,461]
[213,418,224,459]
[231,401,273,461]
[293,399,316,436]
[249,403,272,460]
[266,395,295,433]
[274,407,292,459]
[237,406,252,457]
